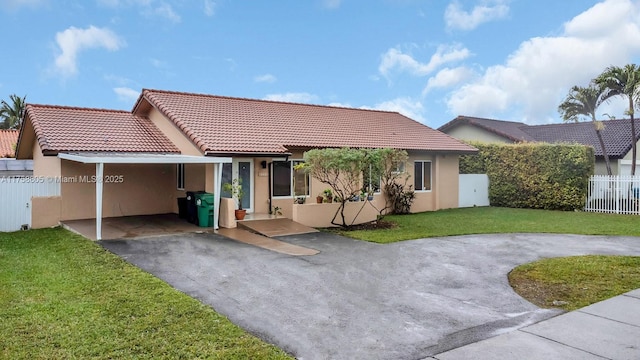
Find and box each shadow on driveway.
[99,232,640,360]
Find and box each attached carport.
[58,153,232,240]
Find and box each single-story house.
[16,89,476,238]
[439,115,640,175]
[0,129,33,177]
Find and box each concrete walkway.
[432,289,640,359]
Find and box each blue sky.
[2,0,640,128]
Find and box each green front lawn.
[339,207,640,243]
[0,228,292,360]
[509,255,640,311]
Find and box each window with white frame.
[362,164,381,193]
[392,160,405,174]
[414,160,432,191]
[176,163,185,190]
[272,160,309,197]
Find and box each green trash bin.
[196,193,215,227]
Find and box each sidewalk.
[431,289,640,360]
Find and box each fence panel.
[459,174,490,208]
[585,175,640,215]
[0,178,60,232]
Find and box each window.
[272,160,309,197]
[392,161,405,174]
[414,161,432,191]
[362,164,381,193]
[176,164,185,190]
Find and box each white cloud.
[204,0,215,16]
[97,0,180,22]
[52,25,124,77]
[379,44,471,79]
[113,87,140,102]
[445,0,509,31]
[370,98,426,123]
[255,74,277,83]
[149,2,180,23]
[150,58,168,68]
[423,66,476,94]
[323,0,341,9]
[263,92,320,104]
[445,0,640,123]
[1,0,46,10]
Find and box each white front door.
[221,158,254,212]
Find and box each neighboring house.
[0,129,33,177]
[439,115,640,175]
[16,89,476,238]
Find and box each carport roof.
[58,152,231,164]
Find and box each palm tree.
[559,83,612,175]
[0,94,27,130]
[595,64,640,175]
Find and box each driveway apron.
[99,232,640,360]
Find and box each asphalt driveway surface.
[99,232,640,360]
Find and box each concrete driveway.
[99,232,640,360]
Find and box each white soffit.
[58,152,232,164]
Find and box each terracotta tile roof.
[439,115,640,158]
[438,116,536,142]
[25,104,180,154]
[0,129,18,157]
[136,89,476,155]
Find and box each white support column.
[95,162,104,240]
[213,162,223,230]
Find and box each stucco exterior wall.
[31,196,61,229]
[292,197,383,227]
[59,160,175,221]
[445,125,512,143]
[32,142,60,177]
[148,107,203,156]
[406,152,459,213]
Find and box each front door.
[221,159,254,213]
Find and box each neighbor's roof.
[522,119,640,159]
[134,89,476,155]
[0,129,18,157]
[23,104,180,155]
[439,115,640,158]
[438,116,536,142]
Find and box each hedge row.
[460,142,594,211]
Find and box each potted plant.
[271,206,282,217]
[223,178,246,220]
[323,189,333,203]
[367,191,374,201]
[316,193,324,204]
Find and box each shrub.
[460,142,594,210]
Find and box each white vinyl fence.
[585,175,640,215]
[459,174,490,208]
[0,178,60,231]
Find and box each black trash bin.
[177,197,188,219]
[186,190,205,225]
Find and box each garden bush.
[460,142,593,210]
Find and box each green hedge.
[460,142,594,210]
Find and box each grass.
[509,255,640,311]
[0,227,292,360]
[338,206,640,243]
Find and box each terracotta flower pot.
[316,196,323,204]
[235,209,247,220]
